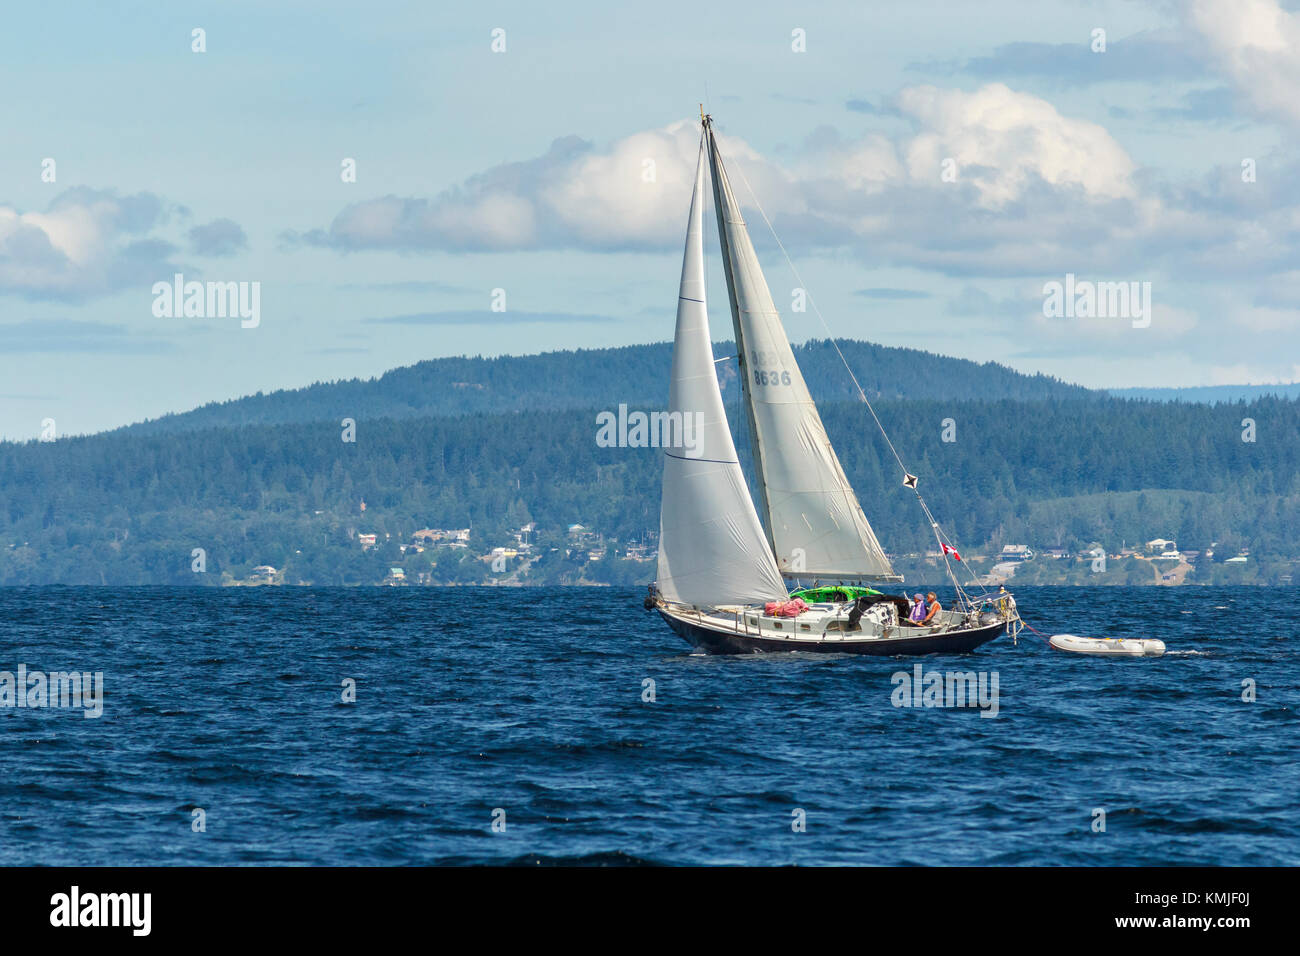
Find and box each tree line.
[0,393,1295,585]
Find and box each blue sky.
[2,0,1299,438]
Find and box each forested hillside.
[2,393,1296,585]
[118,339,1093,436]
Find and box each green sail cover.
[789,585,883,603]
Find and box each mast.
[703,116,775,558]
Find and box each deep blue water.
[0,585,1296,866]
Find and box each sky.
[2,0,1299,439]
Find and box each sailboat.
[646,115,1014,655]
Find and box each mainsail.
[705,121,901,582]
[655,137,789,607]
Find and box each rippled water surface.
[0,585,1295,865]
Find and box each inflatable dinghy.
[1049,633,1165,657]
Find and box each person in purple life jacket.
[905,593,926,626]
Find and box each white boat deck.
[674,603,966,643]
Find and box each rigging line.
[726,151,988,596]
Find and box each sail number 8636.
[750,350,791,387]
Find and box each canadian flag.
[941,543,962,561]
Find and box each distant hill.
[3,392,1297,586]
[1109,383,1300,403]
[6,338,1295,587]
[117,339,1094,436]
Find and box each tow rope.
[1013,617,1053,647]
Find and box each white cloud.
[291,78,1298,363]
[0,189,181,300]
[310,121,797,253]
[304,84,1137,254]
[540,123,714,247]
[1185,0,1300,127]
[803,133,903,194]
[897,83,1136,205]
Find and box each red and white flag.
[941,543,962,561]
